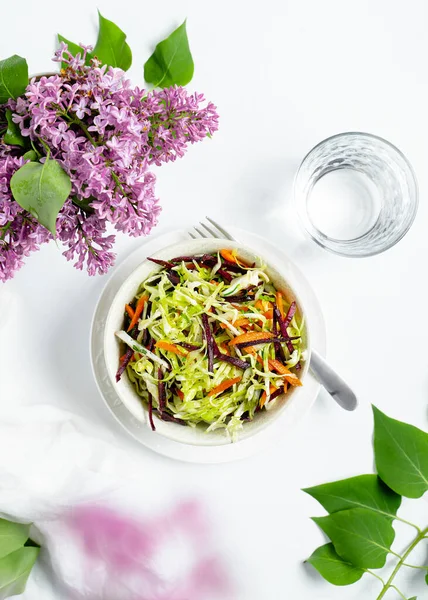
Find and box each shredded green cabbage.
[116,252,306,439]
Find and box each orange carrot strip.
[156,341,188,357]
[234,317,250,328]
[276,292,285,318]
[229,331,274,346]
[125,304,135,319]
[260,384,278,408]
[255,299,272,312]
[267,359,302,387]
[219,343,230,356]
[255,355,302,387]
[176,389,184,400]
[220,249,237,263]
[119,353,127,362]
[208,377,242,397]
[127,294,149,331]
[267,358,291,374]
[220,248,251,268]
[263,309,274,319]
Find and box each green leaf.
[91,11,132,71]
[312,508,395,569]
[22,150,37,162]
[72,196,95,214]
[425,572,428,585]
[0,547,39,598]
[306,543,365,586]
[408,597,417,599]
[0,55,28,103]
[0,520,30,560]
[303,474,401,520]
[57,34,85,69]
[10,157,71,236]
[373,405,428,498]
[3,110,25,147]
[144,20,194,88]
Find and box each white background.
[1,1,428,598]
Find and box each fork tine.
[188,232,197,239]
[205,216,236,241]
[200,222,218,238]
[194,227,208,238]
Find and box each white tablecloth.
[1,0,428,598]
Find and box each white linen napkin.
[0,404,233,600]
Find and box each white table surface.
[1,1,428,598]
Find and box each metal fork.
[189,217,358,411]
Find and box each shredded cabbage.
[116,252,306,439]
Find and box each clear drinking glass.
[294,132,418,257]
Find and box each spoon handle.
[310,349,358,411]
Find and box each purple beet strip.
[276,305,297,356]
[215,353,250,370]
[158,367,166,411]
[222,294,253,302]
[270,386,285,401]
[219,260,247,274]
[201,313,214,372]
[236,336,300,349]
[157,411,186,426]
[141,302,152,346]
[147,393,156,431]
[222,286,256,303]
[217,268,233,282]
[272,306,287,364]
[167,271,180,285]
[147,257,175,269]
[283,301,297,329]
[178,342,201,351]
[170,254,216,266]
[276,302,301,369]
[200,254,217,265]
[212,337,250,370]
[115,347,133,382]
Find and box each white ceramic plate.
[90,227,326,463]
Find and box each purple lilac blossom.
[0,145,51,282]
[0,44,219,281]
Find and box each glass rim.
[293,131,419,258]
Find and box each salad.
[115,249,306,438]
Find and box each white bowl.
[104,238,312,446]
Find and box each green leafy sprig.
[58,11,132,71]
[144,20,194,88]
[0,519,39,598]
[305,406,428,599]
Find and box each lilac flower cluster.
[0,43,218,281]
[0,146,51,281]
